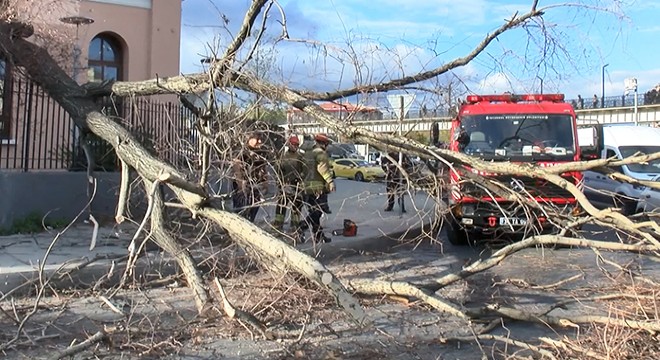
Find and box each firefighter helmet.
[288,136,300,145]
[314,133,331,144]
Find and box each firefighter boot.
[271,214,284,232]
[292,227,306,244]
[290,213,300,230]
[314,231,332,243]
[294,221,309,243]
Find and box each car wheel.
[331,170,336,179]
[354,171,364,182]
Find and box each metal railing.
[0,76,199,172]
[565,94,650,110]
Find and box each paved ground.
[0,179,437,295]
[2,180,659,359]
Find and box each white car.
[636,175,660,213]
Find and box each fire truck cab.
[446,93,585,245]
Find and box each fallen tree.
[1,0,659,358]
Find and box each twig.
[539,337,602,359]
[115,158,130,224]
[441,334,557,360]
[467,304,660,333]
[541,292,657,316]
[532,273,583,290]
[213,277,269,338]
[88,213,99,251]
[419,235,656,292]
[111,176,161,297]
[498,273,583,290]
[592,248,658,286]
[48,330,106,360]
[98,295,126,316]
[0,185,97,351]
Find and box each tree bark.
[147,179,210,313]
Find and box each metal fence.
[565,94,649,110]
[0,76,199,172]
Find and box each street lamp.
[536,75,544,94]
[625,78,639,125]
[601,63,609,108]
[60,16,94,83]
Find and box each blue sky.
[179,0,660,105]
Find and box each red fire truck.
[446,93,590,245]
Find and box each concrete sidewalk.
[0,180,438,295]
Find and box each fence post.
[21,81,34,172]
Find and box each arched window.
[88,34,123,82]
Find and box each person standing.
[577,94,584,109]
[297,134,335,243]
[231,134,269,222]
[382,151,408,213]
[272,136,305,231]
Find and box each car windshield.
[459,114,575,160]
[353,160,370,167]
[339,144,357,153]
[619,146,660,173]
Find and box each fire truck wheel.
[446,218,470,246]
[614,194,637,216]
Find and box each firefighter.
[272,135,305,231]
[231,133,269,222]
[382,151,409,213]
[297,133,335,243]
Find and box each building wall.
[0,172,125,229]
[78,0,181,82]
[1,0,183,228]
[2,0,182,169]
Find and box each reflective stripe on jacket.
[303,146,333,193]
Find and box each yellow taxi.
[330,158,386,182]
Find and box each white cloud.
[177,0,660,108]
[476,72,515,93]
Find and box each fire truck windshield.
[458,114,575,160]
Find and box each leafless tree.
[1,0,658,358]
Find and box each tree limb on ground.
[440,333,557,360]
[420,235,657,292]
[48,330,107,360]
[465,304,660,333]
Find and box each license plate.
[499,217,527,226]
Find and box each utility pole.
[398,96,404,165]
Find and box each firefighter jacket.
[232,150,269,192]
[277,149,305,186]
[303,146,333,194]
[381,152,412,181]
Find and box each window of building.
[0,57,12,139]
[88,34,123,82]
